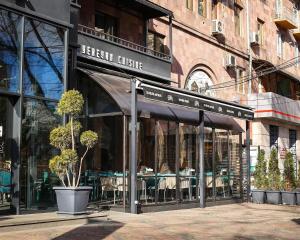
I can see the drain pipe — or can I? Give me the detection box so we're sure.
[247,0,252,95]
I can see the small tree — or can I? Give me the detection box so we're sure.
[49,90,98,187]
[283,151,296,191]
[268,147,281,190]
[253,149,267,189]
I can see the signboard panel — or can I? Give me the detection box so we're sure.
[78,33,171,80]
[142,84,254,120]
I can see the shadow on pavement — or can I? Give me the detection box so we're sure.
[52,218,124,240]
[234,234,292,240]
[291,218,300,225]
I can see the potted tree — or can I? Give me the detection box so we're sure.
[265,148,282,204]
[49,90,98,214]
[281,151,296,205]
[252,149,267,203]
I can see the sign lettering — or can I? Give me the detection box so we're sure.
[80,44,143,71]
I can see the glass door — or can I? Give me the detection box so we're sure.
[0,96,13,213]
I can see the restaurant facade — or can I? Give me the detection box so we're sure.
[0,0,253,215]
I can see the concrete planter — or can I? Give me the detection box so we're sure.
[266,191,281,204]
[281,191,296,205]
[53,186,92,214]
[296,192,300,205]
[252,189,265,204]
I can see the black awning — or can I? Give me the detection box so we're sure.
[78,68,244,132]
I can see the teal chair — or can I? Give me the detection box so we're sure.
[0,171,11,204]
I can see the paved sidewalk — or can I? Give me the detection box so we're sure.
[0,203,299,240]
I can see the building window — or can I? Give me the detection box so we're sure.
[95,12,118,36]
[270,125,279,149]
[185,70,215,96]
[289,129,297,176]
[277,32,283,58]
[211,0,218,19]
[186,0,193,10]
[147,31,165,54]
[198,0,207,17]
[236,68,244,93]
[0,9,22,93]
[257,19,264,45]
[234,4,243,36]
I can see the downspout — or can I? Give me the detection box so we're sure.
[247,0,252,95]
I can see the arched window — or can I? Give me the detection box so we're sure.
[185,70,215,97]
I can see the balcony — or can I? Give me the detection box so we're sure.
[273,7,297,29]
[248,92,300,125]
[77,25,172,80]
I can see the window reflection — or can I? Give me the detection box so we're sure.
[23,19,64,100]
[0,10,21,92]
[21,99,61,209]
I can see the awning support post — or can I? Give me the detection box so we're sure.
[199,110,205,208]
[130,78,138,214]
[246,120,251,202]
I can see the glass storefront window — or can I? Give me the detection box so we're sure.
[204,127,213,199]
[157,120,176,203]
[137,119,155,205]
[0,10,21,92]
[23,19,64,100]
[215,129,229,200]
[179,123,198,202]
[21,99,61,209]
[229,131,241,198]
[82,116,124,206]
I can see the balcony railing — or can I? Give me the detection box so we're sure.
[78,25,171,61]
[273,7,298,29]
[248,92,300,124]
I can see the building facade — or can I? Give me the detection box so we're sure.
[2,0,299,215]
[149,0,300,175]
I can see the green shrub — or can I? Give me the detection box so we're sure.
[283,151,296,190]
[253,149,267,189]
[268,148,281,190]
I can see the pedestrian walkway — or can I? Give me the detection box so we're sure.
[0,203,299,239]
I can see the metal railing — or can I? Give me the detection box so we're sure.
[274,6,297,26]
[78,25,171,61]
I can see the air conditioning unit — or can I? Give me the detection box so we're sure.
[212,20,224,35]
[225,54,236,68]
[250,32,260,45]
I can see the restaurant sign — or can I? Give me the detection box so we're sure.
[142,84,254,120]
[77,33,171,80]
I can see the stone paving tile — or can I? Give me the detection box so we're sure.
[0,203,299,240]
